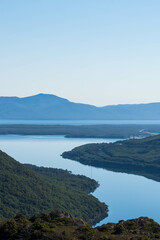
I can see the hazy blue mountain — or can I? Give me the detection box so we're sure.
[0,93,160,120]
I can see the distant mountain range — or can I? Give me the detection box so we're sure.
[0,93,160,120]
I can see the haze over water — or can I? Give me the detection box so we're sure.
[1,120,160,125]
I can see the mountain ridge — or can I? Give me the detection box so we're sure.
[0,93,160,120]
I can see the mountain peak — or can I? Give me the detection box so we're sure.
[23,93,69,101]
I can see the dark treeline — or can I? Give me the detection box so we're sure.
[0,124,160,138]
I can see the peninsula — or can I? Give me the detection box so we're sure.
[62,134,160,182]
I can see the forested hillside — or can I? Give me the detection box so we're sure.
[0,150,107,225]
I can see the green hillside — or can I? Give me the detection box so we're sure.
[62,134,160,182]
[0,150,107,225]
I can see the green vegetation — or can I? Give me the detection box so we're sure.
[62,134,160,182]
[25,164,99,194]
[1,124,160,138]
[0,210,159,240]
[0,150,108,225]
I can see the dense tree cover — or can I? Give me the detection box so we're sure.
[0,210,160,240]
[0,150,107,225]
[0,124,160,138]
[25,164,98,194]
[62,134,160,182]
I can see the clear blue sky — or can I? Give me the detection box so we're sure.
[0,0,160,106]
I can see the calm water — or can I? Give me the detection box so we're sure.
[1,119,160,125]
[0,135,160,226]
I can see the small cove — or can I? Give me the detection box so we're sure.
[0,135,160,225]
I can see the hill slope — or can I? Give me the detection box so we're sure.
[0,150,108,225]
[62,134,160,182]
[0,93,160,119]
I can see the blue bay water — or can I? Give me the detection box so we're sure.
[0,135,160,226]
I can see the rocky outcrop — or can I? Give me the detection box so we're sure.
[0,211,160,240]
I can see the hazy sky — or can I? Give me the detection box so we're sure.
[0,0,160,106]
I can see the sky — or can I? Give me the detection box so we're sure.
[0,0,160,106]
